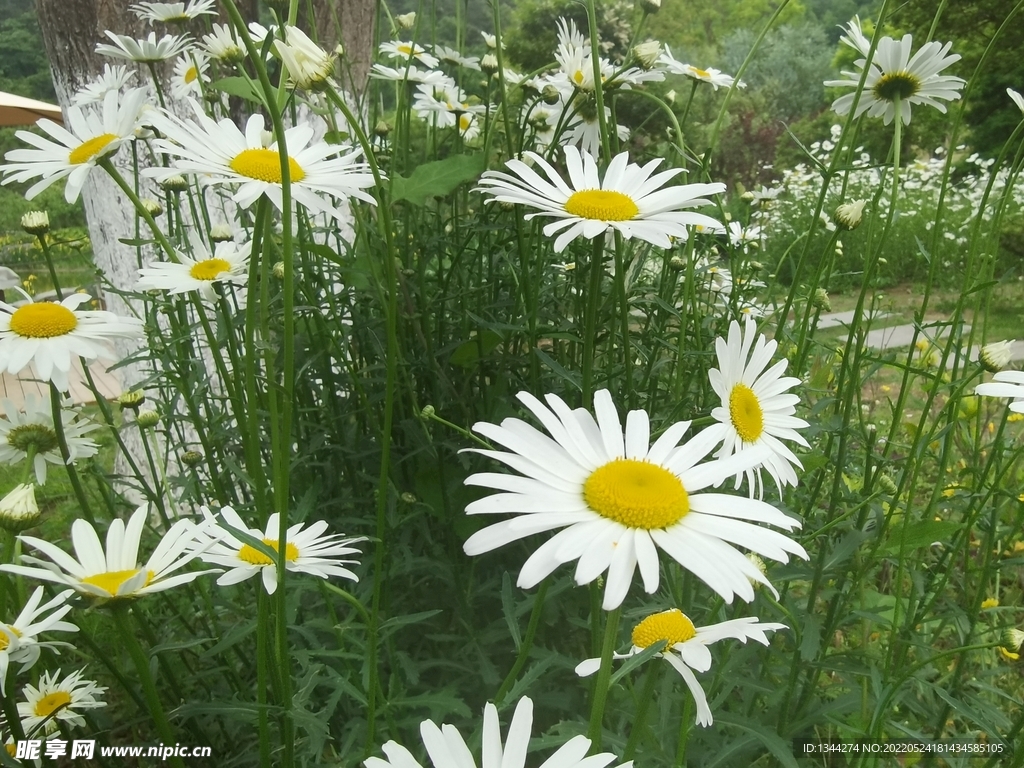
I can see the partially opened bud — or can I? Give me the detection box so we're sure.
[0,483,40,532]
[835,200,866,230]
[979,340,1015,373]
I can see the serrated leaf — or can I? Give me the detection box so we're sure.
[392,154,487,206]
[534,348,582,390]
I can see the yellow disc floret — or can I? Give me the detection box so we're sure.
[189,258,231,281]
[0,625,22,651]
[81,568,152,596]
[33,690,72,718]
[564,189,639,222]
[632,608,697,648]
[9,303,78,339]
[68,133,118,165]
[229,148,306,184]
[873,71,921,102]
[184,66,199,84]
[583,459,689,529]
[729,383,764,443]
[238,539,300,566]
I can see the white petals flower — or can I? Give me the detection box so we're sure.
[202,23,245,63]
[979,341,1016,373]
[0,395,99,486]
[433,45,481,70]
[1,587,78,695]
[975,371,1024,414]
[575,609,786,727]
[477,146,726,253]
[194,505,365,594]
[462,389,807,610]
[0,483,40,533]
[130,0,216,22]
[703,318,809,496]
[0,504,215,600]
[137,233,251,302]
[0,88,146,203]
[72,64,137,107]
[95,31,192,63]
[1009,88,1024,114]
[379,40,439,69]
[370,64,453,86]
[835,199,866,229]
[413,82,484,129]
[0,289,144,393]
[825,18,965,125]
[365,696,630,768]
[275,26,336,91]
[171,52,210,100]
[18,669,106,737]
[146,103,378,220]
[660,47,742,89]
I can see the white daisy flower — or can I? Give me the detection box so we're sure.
[476,145,726,253]
[379,40,439,69]
[825,19,964,125]
[660,48,742,90]
[365,695,629,768]
[0,88,146,203]
[0,483,40,533]
[71,64,136,107]
[975,371,1024,414]
[462,390,807,610]
[575,608,786,727]
[0,394,99,486]
[370,63,453,86]
[0,289,144,393]
[1,587,78,696]
[193,506,364,594]
[130,0,216,22]
[1009,87,1024,114]
[741,184,782,207]
[457,113,481,142]
[202,23,245,63]
[95,31,192,63]
[413,82,484,128]
[136,232,251,302]
[171,51,210,100]
[275,26,336,91]
[433,45,481,70]
[146,103,377,221]
[703,318,809,497]
[481,31,504,50]
[18,668,105,737]
[0,504,215,600]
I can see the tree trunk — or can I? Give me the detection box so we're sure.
[311,0,376,95]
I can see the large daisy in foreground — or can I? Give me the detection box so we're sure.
[825,18,964,125]
[146,103,377,220]
[365,695,629,768]
[703,318,809,497]
[975,371,1024,414]
[0,289,144,393]
[575,609,786,726]
[462,390,807,610]
[476,146,725,253]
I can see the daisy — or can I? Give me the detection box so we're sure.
[130,0,216,22]
[171,51,210,100]
[660,48,742,90]
[741,184,782,207]
[433,45,481,70]
[413,82,484,128]
[0,504,215,600]
[136,232,251,302]
[575,608,786,727]
[1,587,78,696]
[71,64,136,107]
[18,668,106,737]
[476,145,726,253]
[0,394,99,486]
[975,371,1024,414]
[193,505,365,594]
[365,695,629,768]
[145,102,377,220]
[0,88,146,203]
[274,26,336,91]
[379,40,439,69]
[825,18,964,125]
[95,31,192,63]
[370,64,453,86]
[1010,88,1024,114]
[202,23,245,64]
[0,289,144,393]
[0,483,39,532]
[462,390,807,610]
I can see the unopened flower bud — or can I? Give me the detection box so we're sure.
[140,198,163,217]
[979,340,1015,373]
[480,53,499,75]
[136,409,161,428]
[746,553,767,588]
[180,450,204,467]
[21,211,49,236]
[209,224,235,243]
[396,12,416,30]
[374,120,393,138]
[116,389,146,411]
[1004,628,1024,653]
[835,199,866,230]
[669,256,686,271]
[541,84,561,104]
[0,483,40,532]
[958,395,979,419]
[420,405,435,419]
[272,261,285,279]
[400,491,417,503]
[877,473,898,495]
[665,89,676,104]
[812,287,831,312]
[334,43,345,57]
[640,0,661,13]
[632,40,662,70]
[160,174,189,193]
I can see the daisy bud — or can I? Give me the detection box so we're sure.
[877,473,898,495]
[640,0,661,13]
[116,389,147,411]
[480,53,499,75]
[669,256,686,271]
[746,553,767,588]
[0,483,40,533]
[136,409,161,428]
[835,199,866,230]
[481,32,501,50]
[276,26,336,91]
[272,261,285,279]
[958,395,979,419]
[374,119,393,138]
[140,198,163,218]
[395,12,416,30]
[979,340,1015,372]
[542,84,562,104]
[632,40,662,70]
[812,287,831,312]
[335,43,345,57]
[1003,628,1024,653]
[749,261,764,270]
[665,89,677,104]
[400,492,417,503]
[181,450,204,467]
[21,211,50,236]
[420,405,435,419]
[209,224,235,243]
[160,174,189,193]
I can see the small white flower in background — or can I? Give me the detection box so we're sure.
[0,395,99,485]
[481,31,504,50]
[413,82,484,129]
[633,40,663,70]
[1008,88,1024,114]
[0,483,40,533]
[835,199,866,230]
[171,51,210,100]
[0,587,78,695]
[975,370,1024,413]
[433,45,480,70]
[136,232,251,302]
[979,340,1016,373]
[660,47,741,90]
[95,31,192,63]
[741,184,782,206]
[480,53,500,75]
[202,23,245,64]
[370,63,453,86]
[20,211,49,236]
[72,64,137,106]
[192,505,365,594]
[365,695,630,768]
[275,26,336,91]
[395,11,416,30]
[18,668,106,737]
[640,0,661,12]
[130,0,216,22]
[825,17,964,125]
[209,223,235,242]
[379,40,439,69]
[575,609,786,727]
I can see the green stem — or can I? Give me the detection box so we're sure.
[494,580,549,705]
[623,660,660,760]
[49,385,97,526]
[581,235,606,406]
[586,607,621,748]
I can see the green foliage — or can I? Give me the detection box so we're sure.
[505,0,635,72]
[0,0,53,100]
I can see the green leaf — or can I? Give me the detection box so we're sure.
[799,615,821,661]
[884,520,961,552]
[450,329,503,368]
[713,712,801,768]
[392,154,487,206]
[534,348,582,390]
[211,76,264,104]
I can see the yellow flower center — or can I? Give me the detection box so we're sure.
[9,302,78,339]
[691,67,711,79]
[80,568,153,596]
[583,458,689,529]
[237,539,300,566]
[229,148,306,184]
[564,189,639,222]
[189,257,231,281]
[184,65,199,84]
[729,383,764,443]
[459,114,473,131]
[0,625,23,651]
[632,609,697,648]
[68,133,118,165]
[873,71,921,102]
[398,43,414,55]
[33,691,72,718]
[573,69,586,85]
